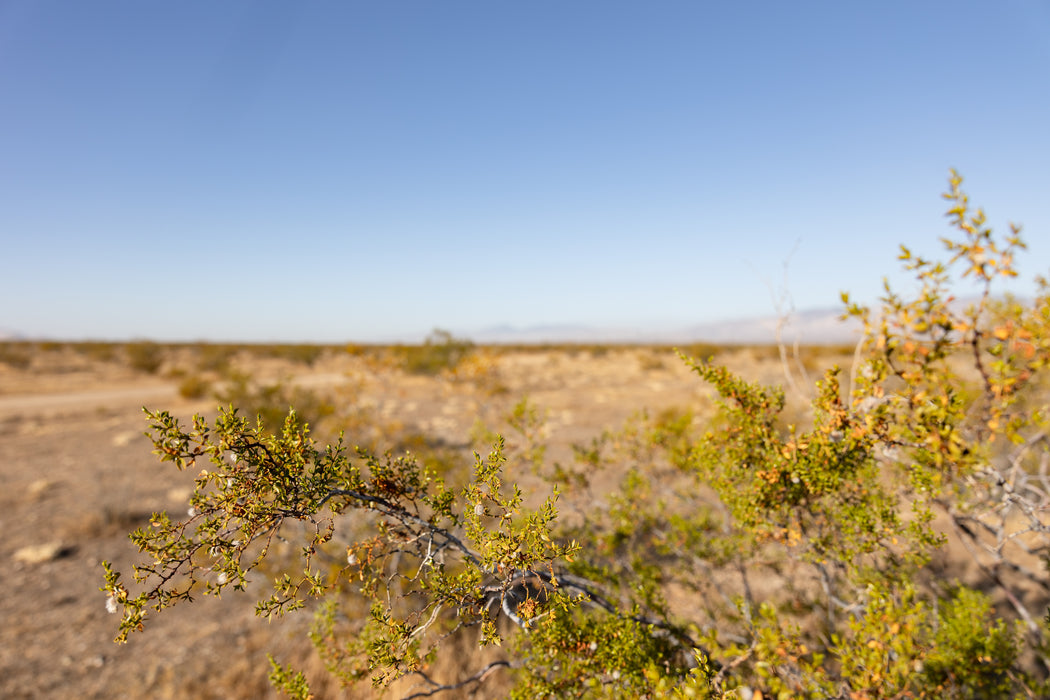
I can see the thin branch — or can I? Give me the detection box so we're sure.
[943,508,1040,633]
[318,488,480,566]
[402,660,514,699]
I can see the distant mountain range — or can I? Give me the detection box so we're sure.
[7,295,1021,346]
[465,293,1028,346]
[0,309,865,346]
[466,307,863,346]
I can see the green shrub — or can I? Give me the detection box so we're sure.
[679,342,726,361]
[638,349,667,371]
[195,343,238,372]
[125,341,163,374]
[255,344,326,366]
[0,342,31,369]
[397,329,473,375]
[178,373,211,399]
[922,587,1024,698]
[75,341,117,362]
[105,173,1050,698]
[215,371,334,434]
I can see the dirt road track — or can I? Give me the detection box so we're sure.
[0,383,178,418]
[0,370,359,421]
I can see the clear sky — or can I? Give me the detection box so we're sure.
[1,2,1048,343]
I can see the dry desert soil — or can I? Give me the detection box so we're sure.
[0,341,846,699]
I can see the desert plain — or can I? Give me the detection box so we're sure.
[0,340,852,698]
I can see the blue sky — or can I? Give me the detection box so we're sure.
[1,2,1048,343]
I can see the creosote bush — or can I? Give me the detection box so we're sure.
[125,340,164,374]
[178,373,212,399]
[0,342,32,369]
[396,329,474,376]
[215,371,335,435]
[105,173,1050,698]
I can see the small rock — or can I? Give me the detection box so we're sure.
[167,487,192,503]
[26,478,53,498]
[13,542,72,564]
[112,431,137,447]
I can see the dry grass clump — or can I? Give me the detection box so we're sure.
[124,341,165,374]
[75,341,120,362]
[0,341,32,369]
[178,373,212,399]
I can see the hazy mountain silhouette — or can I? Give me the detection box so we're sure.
[467,307,862,345]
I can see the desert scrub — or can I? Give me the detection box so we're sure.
[194,343,239,372]
[451,349,508,395]
[0,342,32,369]
[125,340,164,374]
[74,341,118,362]
[216,371,335,434]
[679,341,728,361]
[178,373,211,399]
[396,329,474,376]
[254,343,327,366]
[105,174,1050,698]
[637,348,668,371]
